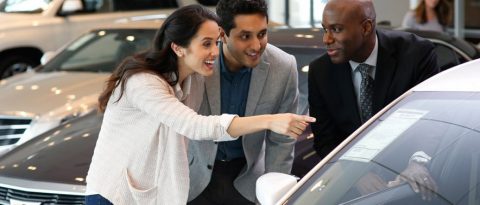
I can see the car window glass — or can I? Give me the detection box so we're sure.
[41,29,155,73]
[0,0,53,13]
[61,33,121,71]
[288,91,480,205]
[83,0,111,12]
[66,33,96,51]
[60,0,112,14]
[112,0,177,11]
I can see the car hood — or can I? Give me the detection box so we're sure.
[0,71,109,117]
[0,112,101,192]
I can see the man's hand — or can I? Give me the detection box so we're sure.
[388,161,437,201]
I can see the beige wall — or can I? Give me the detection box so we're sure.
[372,0,410,27]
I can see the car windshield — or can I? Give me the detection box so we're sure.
[0,0,52,13]
[288,91,480,205]
[40,29,155,73]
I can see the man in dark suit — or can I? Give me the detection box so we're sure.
[309,0,439,158]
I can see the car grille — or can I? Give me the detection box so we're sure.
[0,186,85,204]
[0,116,32,146]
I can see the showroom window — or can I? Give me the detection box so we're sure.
[0,0,52,13]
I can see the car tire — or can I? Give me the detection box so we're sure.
[0,55,39,79]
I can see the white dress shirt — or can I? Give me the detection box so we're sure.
[349,34,379,110]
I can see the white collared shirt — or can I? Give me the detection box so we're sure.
[349,34,379,109]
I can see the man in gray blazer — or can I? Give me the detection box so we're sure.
[187,0,298,204]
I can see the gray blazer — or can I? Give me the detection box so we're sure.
[187,44,299,202]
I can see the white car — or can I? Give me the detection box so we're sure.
[257,58,480,205]
[0,0,214,78]
[0,19,162,154]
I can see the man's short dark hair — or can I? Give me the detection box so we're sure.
[216,0,268,36]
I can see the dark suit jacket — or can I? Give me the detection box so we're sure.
[308,29,439,158]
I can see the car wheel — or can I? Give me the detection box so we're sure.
[0,55,39,79]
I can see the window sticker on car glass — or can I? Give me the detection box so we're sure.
[340,109,428,162]
[66,33,96,51]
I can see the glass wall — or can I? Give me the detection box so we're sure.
[268,0,409,28]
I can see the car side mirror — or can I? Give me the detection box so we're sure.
[41,51,56,65]
[256,172,298,205]
[59,0,84,16]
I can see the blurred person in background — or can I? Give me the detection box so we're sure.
[402,0,452,32]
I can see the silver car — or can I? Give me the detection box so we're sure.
[257,58,480,205]
[0,20,161,155]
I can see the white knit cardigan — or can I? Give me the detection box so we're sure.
[86,73,236,205]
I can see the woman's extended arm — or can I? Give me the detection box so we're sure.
[228,114,316,139]
[125,73,314,140]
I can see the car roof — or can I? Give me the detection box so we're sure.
[413,58,480,92]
